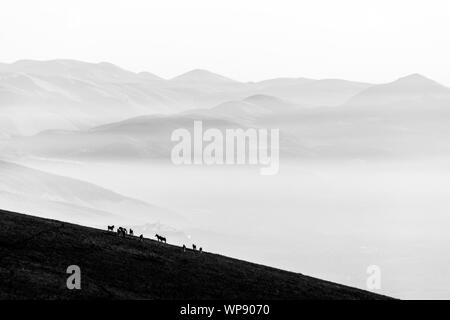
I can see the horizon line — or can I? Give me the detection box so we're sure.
[0,58,445,87]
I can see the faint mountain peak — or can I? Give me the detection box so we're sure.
[95,61,132,72]
[171,69,238,83]
[397,73,429,80]
[391,73,447,89]
[344,73,450,107]
[0,59,160,85]
[97,61,119,68]
[2,59,126,75]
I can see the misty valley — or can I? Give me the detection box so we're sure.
[1,60,450,299]
[7,158,450,300]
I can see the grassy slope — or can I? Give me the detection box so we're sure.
[0,209,390,300]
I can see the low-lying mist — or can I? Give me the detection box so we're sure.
[16,157,450,299]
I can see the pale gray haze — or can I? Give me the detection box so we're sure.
[1,0,450,300]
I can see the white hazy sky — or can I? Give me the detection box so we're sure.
[1,0,449,84]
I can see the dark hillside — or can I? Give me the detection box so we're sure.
[0,209,391,299]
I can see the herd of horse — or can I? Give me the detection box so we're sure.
[107,225,203,253]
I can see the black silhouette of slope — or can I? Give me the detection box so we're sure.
[0,209,391,300]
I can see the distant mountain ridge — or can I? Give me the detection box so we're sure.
[345,73,450,107]
[2,59,450,161]
[0,59,377,136]
[170,68,238,84]
[0,59,155,83]
[186,94,300,122]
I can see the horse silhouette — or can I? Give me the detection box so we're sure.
[155,234,166,243]
[107,225,114,231]
[117,227,126,237]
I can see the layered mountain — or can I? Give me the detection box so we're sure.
[186,94,301,122]
[0,59,163,83]
[344,74,450,108]
[0,60,178,136]
[170,68,238,85]
[253,79,372,106]
[0,114,246,160]
[3,62,450,161]
[0,60,378,137]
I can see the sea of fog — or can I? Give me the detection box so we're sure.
[17,157,450,299]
